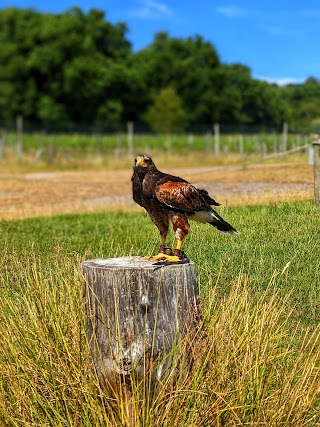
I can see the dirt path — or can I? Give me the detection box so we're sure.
[0,162,314,220]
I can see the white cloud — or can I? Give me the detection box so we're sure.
[254,75,304,86]
[216,5,246,18]
[132,0,172,19]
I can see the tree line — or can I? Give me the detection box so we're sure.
[0,7,319,133]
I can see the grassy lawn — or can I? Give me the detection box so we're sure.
[0,200,319,424]
[1,201,319,325]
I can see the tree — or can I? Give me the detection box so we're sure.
[95,99,123,130]
[282,77,320,130]
[145,87,186,133]
[38,96,67,123]
[0,7,131,127]
[0,7,318,131]
[131,32,221,127]
[206,64,252,125]
[240,79,291,128]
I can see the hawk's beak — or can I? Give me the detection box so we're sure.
[135,156,146,169]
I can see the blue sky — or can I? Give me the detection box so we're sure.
[1,0,319,85]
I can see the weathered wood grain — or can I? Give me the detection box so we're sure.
[82,256,199,389]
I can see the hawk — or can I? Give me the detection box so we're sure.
[132,155,239,263]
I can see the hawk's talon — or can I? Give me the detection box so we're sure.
[154,255,190,265]
[143,251,189,264]
[143,253,167,261]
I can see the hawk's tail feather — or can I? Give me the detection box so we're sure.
[208,219,239,235]
[208,211,240,235]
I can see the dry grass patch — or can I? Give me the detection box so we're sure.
[0,158,314,220]
[185,162,313,184]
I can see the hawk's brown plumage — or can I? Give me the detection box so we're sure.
[132,155,239,262]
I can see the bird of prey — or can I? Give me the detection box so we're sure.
[132,155,239,263]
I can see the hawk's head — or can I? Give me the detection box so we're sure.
[134,155,155,173]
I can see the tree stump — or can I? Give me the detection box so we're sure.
[82,256,200,391]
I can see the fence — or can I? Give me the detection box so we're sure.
[0,119,312,164]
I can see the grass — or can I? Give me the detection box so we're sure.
[0,201,319,324]
[2,131,310,153]
[0,200,320,425]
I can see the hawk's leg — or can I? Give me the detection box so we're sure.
[143,212,173,260]
[150,214,190,263]
[159,214,190,262]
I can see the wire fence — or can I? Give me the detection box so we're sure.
[0,118,312,164]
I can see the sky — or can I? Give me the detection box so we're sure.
[1,0,319,86]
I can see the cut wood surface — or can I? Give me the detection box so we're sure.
[82,256,199,388]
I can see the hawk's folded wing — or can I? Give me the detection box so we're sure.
[155,181,205,213]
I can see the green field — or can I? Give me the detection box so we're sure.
[1,202,319,325]
[2,131,310,157]
[0,200,320,425]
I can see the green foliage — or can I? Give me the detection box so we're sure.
[96,99,123,130]
[0,8,319,131]
[145,87,186,133]
[132,32,221,127]
[281,76,320,131]
[240,80,289,127]
[37,95,67,123]
[0,7,131,129]
[310,117,320,133]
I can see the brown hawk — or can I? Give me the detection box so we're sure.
[132,155,239,263]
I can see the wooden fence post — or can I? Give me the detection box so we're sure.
[213,123,220,156]
[312,135,320,204]
[239,134,244,155]
[188,133,194,151]
[82,257,200,395]
[34,131,45,162]
[127,121,134,158]
[16,115,23,160]
[281,121,288,152]
[0,129,5,160]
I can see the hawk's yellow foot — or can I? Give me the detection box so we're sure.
[142,244,173,260]
[158,254,182,263]
[143,253,168,261]
[143,247,189,264]
[143,253,181,262]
